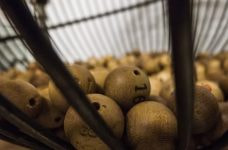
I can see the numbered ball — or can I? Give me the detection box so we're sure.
[104,66,150,110]
[64,94,124,150]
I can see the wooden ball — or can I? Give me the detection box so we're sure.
[64,94,124,150]
[126,101,177,150]
[169,86,220,134]
[104,66,150,110]
[0,79,44,118]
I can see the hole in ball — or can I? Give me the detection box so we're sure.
[54,117,62,123]
[92,102,100,111]
[133,70,140,75]
[29,98,36,107]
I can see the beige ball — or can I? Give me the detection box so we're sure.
[104,66,150,110]
[64,94,124,150]
[126,101,177,150]
[196,80,224,103]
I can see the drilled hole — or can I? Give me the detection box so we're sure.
[133,70,140,75]
[54,117,62,123]
[92,102,100,111]
[29,98,36,107]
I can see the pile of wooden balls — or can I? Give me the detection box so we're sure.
[0,51,228,150]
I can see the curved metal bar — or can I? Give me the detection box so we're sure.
[0,123,50,150]
[0,1,126,149]
[168,0,194,150]
[0,94,74,150]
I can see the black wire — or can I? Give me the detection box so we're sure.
[0,123,51,150]
[0,94,74,150]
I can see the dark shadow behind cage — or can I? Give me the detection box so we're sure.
[0,0,227,150]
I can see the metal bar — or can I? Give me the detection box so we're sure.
[0,0,159,43]
[0,122,50,150]
[0,94,73,150]
[0,1,126,149]
[168,0,194,150]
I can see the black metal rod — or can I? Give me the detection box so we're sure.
[0,1,126,149]
[168,0,194,150]
[0,123,51,150]
[0,94,73,150]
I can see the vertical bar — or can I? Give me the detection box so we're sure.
[168,0,194,150]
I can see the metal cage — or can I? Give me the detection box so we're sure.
[0,0,227,150]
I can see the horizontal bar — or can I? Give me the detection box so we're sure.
[0,0,126,150]
[0,0,159,42]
